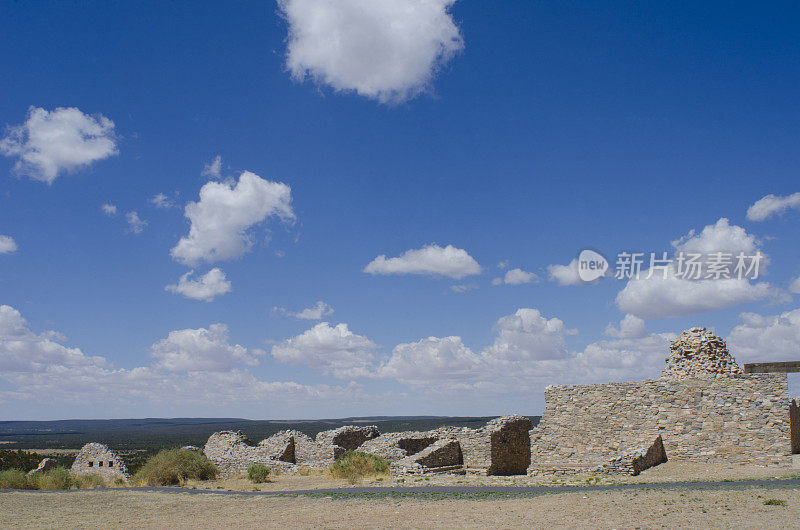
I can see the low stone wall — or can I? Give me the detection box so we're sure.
[529,374,791,474]
[316,425,379,451]
[70,443,129,482]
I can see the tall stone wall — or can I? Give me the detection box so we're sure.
[529,374,791,474]
[790,398,800,455]
[70,443,129,482]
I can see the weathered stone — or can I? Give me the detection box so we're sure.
[591,435,668,476]
[181,445,201,452]
[70,443,129,482]
[663,327,741,379]
[27,457,58,476]
[392,439,463,473]
[790,397,800,455]
[315,425,380,451]
[203,430,297,477]
[360,432,439,462]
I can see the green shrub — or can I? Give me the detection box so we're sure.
[329,451,389,483]
[764,499,787,506]
[247,463,272,483]
[133,448,218,486]
[0,450,42,472]
[0,469,33,489]
[74,473,107,489]
[33,467,73,490]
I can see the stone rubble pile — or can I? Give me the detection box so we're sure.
[662,327,742,379]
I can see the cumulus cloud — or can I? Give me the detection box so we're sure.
[273,301,334,320]
[364,244,480,279]
[746,192,800,221]
[493,268,538,286]
[271,322,378,378]
[728,308,800,363]
[101,203,117,216]
[0,106,117,183]
[547,259,582,286]
[202,155,223,179]
[451,283,477,293]
[604,314,647,339]
[484,309,576,362]
[150,193,175,209]
[379,336,483,386]
[278,0,463,103]
[125,211,147,234]
[791,276,800,294]
[0,305,109,373]
[165,268,232,302]
[0,235,17,255]
[170,171,294,266]
[150,323,262,372]
[615,218,779,319]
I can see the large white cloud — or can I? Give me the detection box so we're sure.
[547,259,582,286]
[271,322,378,378]
[0,305,109,373]
[150,323,262,372]
[0,235,17,255]
[0,107,117,183]
[165,268,232,302]
[746,192,800,221]
[364,244,480,279]
[379,336,483,386]
[484,309,575,362]
[170,171,295,265]
[728,308,800,363]
[278,0,463,103]
[603,314,647,339]
[615,218,779,319]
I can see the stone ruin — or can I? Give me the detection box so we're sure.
[70,442,129,482]
[204,415,534,477]
[662,327,741,378]
[27,457,58,476]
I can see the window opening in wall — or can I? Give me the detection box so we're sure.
[88,461,93,467]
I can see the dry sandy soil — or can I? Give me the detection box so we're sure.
[2,486,800,528]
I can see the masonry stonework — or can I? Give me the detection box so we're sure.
[70,443,129,482]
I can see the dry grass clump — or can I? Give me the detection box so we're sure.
[133,448,217,486]
[0,467,96,490]
[74,473,108,489]
[329,451,390,484]
[0,469,32,489]
[31,467,74,490]
[247,464,271,483]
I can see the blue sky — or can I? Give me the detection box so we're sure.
[1,1,800,420]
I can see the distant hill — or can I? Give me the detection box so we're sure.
[0,416,541,452]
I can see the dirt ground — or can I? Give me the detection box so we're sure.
[3,486,800,528]
[183,460,799,492]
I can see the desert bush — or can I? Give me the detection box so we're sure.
[0,450,41,472]
[329,451,389,483]
[133,448,218,486]
[0,469,33,489]
[32,467,74,490]
[74,473,107,489]
[247,463,271,483]
[764,499,787,506]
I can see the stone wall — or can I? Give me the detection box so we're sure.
[529,374,791,474]
[791,398,800,455]
[70,443,129,482]
[316,425,379,451]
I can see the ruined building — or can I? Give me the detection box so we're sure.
[70,442,130,482]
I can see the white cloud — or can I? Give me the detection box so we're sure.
[0,106,117,183]
[671,217,760,257]
[273,301,334,320]
[728,308,800,363]
[278,0,463,103]
[616,271,778,319]
[150,193,175,209]
[0,305,109,373]
[0,235,17,254]
[125,211,147,234]
[364,244,480,279]
[202,155,223,179]
[493,268,538,286]
[451,283,477,293]
[616,218,778,319]
[150,323,262,372]
[484,309,576,362]
[547,259,582,286]
[379,336,483,386]
[790,276,800,294]
[170,171,294,266]
[165,268,232,302]
[271,322,378,378]
[604,314,647,339]
[746,192,800,221]
[101,203,117,216]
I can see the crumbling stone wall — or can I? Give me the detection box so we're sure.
[391,439,463,474]
[359,432,438,461]
[315,425,379,451]
[663,327,741,378]
[590,435,668,476]
[529,374,790,474]
[790,398,800,455]
[71,443,129,482]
